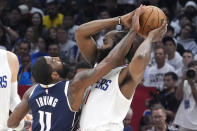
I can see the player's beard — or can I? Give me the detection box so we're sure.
[57,61,69,79]
[96,47,113,63]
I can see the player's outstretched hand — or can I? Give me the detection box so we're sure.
[131,5,145,31]
[121,5,145,29]
[148,21,167,42]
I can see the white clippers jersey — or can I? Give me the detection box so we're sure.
[0,50,12,130]
[80,67,134,131]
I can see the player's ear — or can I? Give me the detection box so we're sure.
[51,71,60,80]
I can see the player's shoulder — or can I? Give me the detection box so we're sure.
[6,50,18,60]
[24,84,38,99]
[6,51,19,66]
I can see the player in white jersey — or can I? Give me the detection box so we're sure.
[75,5,167,131]
[0,49,24,130]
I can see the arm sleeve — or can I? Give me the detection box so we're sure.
[10,81,21,111]
[10,81,25,130]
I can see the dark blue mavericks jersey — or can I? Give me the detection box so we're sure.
[29,81,76,131]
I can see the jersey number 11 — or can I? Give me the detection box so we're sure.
[38,111,52,131]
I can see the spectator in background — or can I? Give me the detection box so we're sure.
[184,1,197,30]
[158,72,180,124]
[123,108,133,131]
[176,23,197,54]
[18,40,31,57]
[139,115,153,131]
[18,54,32,86]
[6,7,27,37]
[62,12,78,42]
[0,0,7,23]
[160,6,171,22]
[43,1,64,29]
[31,12,47,38]
[143,46,174,90]
[23,26,39,54]
[18,40,32,87]
[0,20,19,50]
[31,36,48,65]
[46,27,57,44]
[18,4,32,29]
[151,104,172,131]
[20,0,44,17]
[174,60,197,131]
[47,43,60,57]
[96,8,113,48]
[165,25,175,37]
[147,40,164,67]
[57,26,78,63]
[162,36,182,70]
[176,50,194,81]
[170,14,191,36]
[17,40,31,66]
[0,26,11,50]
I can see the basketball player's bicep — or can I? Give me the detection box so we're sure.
[7,51,19,82]
[128,61,145,83]
[75,30,97,64]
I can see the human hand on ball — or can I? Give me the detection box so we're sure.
[121,5,145,29]
[131,5,145,32]
[148,21,167,42]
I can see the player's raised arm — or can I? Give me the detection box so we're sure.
[69,6,144,111]
[75,10,135,65]
[128,22,167,84]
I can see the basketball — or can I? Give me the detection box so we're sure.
[138,6,167,37]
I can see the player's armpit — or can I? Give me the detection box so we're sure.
[118,68,138,99]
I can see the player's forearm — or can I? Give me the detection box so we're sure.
[106,29,136,66]
[131,37,152,65]
[7,120,20,128]
[10,82,21,111]
[128,36,152,82]
[76,17,119,37]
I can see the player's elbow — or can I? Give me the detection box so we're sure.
[7,119,18,128]
[135,53,147,60]
[75,26,83,39]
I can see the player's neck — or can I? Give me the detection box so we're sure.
[51,78,64,84]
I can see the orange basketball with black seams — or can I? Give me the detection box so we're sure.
[138,6,167,37]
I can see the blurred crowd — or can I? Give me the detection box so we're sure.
[0,0,197,131]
